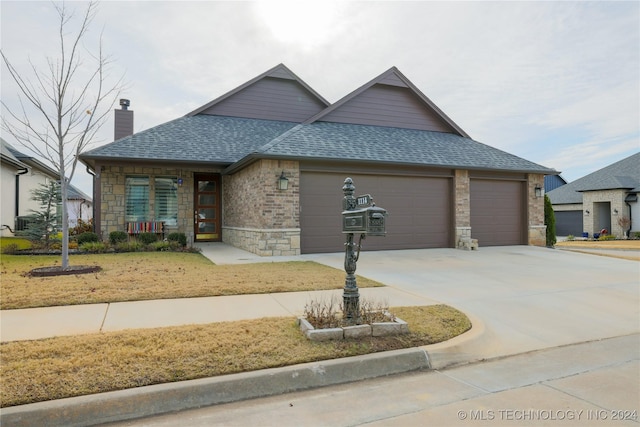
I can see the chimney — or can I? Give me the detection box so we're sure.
[114,99,134,141]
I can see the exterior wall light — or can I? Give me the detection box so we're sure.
[534,186,543,198]
[613,208,618,215]
[277,171,289,190]
[585,210,590,215]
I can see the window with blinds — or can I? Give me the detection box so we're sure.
[125,176,149,222]
[154,177,178,226]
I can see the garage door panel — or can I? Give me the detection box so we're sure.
[470,179,524,246]
[301,172,452,253]
[555,211,583,236]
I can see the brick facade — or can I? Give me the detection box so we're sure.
[222,159,301,255]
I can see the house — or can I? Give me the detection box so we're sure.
[79,64,557,255]
[0,138,93,237]
[547,152,640,238]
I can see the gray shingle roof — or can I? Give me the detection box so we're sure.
[81,116,298,164]
[81,115,557,174]
[258,121,555,173]
[547,152,640,204]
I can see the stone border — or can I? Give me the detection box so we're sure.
[298,316,409,341]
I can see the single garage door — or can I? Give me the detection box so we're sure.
[470,179,525,246]
[300,172,452,253]
[555,210,583,236]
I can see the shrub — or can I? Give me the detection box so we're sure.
[70,218,93,236]
[137,232,158,245]
[167,232,187,247]
[303,296,396,328]
[544,195,556,247]
[598,234,616,241]
[109,231,128,245]
[80,242,108,253]
[634,232,640,239]
[1,243,20,254]
[77,232,100,245]
[114,241,145,252]
[150,241,171,251]
[566,235,575,241]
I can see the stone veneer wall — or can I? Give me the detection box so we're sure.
[99,165,218,243]
[454,170,471,245]
[527,174,546,246]
[222,159,301,256]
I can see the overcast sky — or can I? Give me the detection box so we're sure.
[2,1,639,196]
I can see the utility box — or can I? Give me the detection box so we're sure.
[342,204,387,236]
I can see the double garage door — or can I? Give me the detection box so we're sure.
[300,172,452,254]
[300,172,527,253]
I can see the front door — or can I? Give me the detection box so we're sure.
[194,174,221,242]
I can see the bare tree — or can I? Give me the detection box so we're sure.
[1,1,125,269]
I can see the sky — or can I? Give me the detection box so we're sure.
[1,0,639,197]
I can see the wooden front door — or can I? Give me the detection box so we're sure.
[194,174,221,242]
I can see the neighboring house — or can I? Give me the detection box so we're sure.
[0,138,93,236]
[547,152,639,238]
[1,138,29,237]
[67,185,93,228]
[80,64,557,255]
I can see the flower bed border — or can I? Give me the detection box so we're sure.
[298,316,409,341]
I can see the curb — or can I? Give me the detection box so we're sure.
[0,347,430,427]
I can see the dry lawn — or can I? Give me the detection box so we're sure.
[0,305,471,407]
[0,253,383,310]
[556,239,640,261]
[556,240,640,250]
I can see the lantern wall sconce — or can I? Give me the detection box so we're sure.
[613,208,619,215]
[534,186,543,198]
[277,171,289,190]
[585,210,590,215]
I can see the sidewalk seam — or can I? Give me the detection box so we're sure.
[99,303,110,332]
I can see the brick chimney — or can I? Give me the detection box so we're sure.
[114,99,134,141]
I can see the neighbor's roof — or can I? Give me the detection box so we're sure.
[1,138,28,170]
[547,152,640,204]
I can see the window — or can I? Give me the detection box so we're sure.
[154,177,178,226]
[125,176,149,222]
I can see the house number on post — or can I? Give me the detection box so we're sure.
[341,177,388,324]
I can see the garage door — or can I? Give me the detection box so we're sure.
[300,172,452,253]
[555,210,583,236]
[470,179,525,246]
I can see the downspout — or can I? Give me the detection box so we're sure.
[15,167,29,221]
[624,193,636,237]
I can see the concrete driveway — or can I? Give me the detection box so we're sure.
[302,246,640,362]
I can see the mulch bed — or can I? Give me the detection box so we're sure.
[27,265,102,277]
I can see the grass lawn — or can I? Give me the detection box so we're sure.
[0,252,383,309]
[555,239,640,261]
[0,242,470,408]
[0,305,470,407]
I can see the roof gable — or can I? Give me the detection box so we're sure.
[186,64,329,123]
[305,67,469,137]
